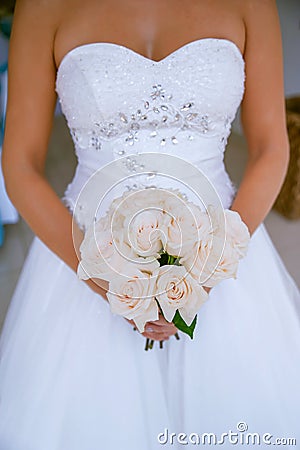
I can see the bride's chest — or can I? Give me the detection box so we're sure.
[55,39,245,138]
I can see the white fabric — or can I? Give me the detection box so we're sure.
[0,38,300,450]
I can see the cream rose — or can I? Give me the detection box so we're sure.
[182,236,240,287]
[223,209,250,258]
[164,197,213,258]
[77,217,159,281]
[181,205,250,287]
[206,205,250,260]
[123,209,168,257]
[109,187,165,221]
[107,269,159,332]
[77,216,115,280]
[154,265,208,325]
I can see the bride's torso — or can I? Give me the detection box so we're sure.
[53,1,246,229]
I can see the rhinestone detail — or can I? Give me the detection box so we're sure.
[57,39,245,154]
[69,81,232,150]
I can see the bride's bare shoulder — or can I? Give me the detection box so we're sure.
[9,0,68,72]
[239,0,288,158]
[242,0,277,10]
[13,0,63,22]
[11,0,65,43]
[241,0,279,30]
[243,0,281,54]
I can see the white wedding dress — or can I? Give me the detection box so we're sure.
[0,38,300,450]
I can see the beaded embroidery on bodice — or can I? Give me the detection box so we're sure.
[55,38,245,226]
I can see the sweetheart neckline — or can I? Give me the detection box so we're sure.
[56,37,245,76]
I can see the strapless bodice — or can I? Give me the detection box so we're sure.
[55,38,245,228]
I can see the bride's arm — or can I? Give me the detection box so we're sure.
[230,0,289,236]
[2,0,177,341]
[1,0,108,299]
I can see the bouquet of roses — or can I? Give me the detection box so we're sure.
[77,187,250,350]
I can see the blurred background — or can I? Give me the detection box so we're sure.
[0,0,300,332]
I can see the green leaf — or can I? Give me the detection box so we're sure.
[168,254,181,265]
[172,310,197,339]
[158,252,181,266]
[159,252,169,266]
[167,254,176,265]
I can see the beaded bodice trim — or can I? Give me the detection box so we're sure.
[55,38,245,155]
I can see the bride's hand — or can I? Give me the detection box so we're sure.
[124,286,212,340]
[125,312,178,341]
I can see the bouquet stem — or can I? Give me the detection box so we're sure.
[144,332,180,350]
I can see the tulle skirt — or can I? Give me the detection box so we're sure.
[0,222,300,450]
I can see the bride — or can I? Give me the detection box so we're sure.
[1,0,300,449]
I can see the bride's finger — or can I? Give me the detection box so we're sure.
[145,323,177,335]
[146,319,177,330]
[125,317,177,336]
[148,316,171,326]
[142,331,170,341]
